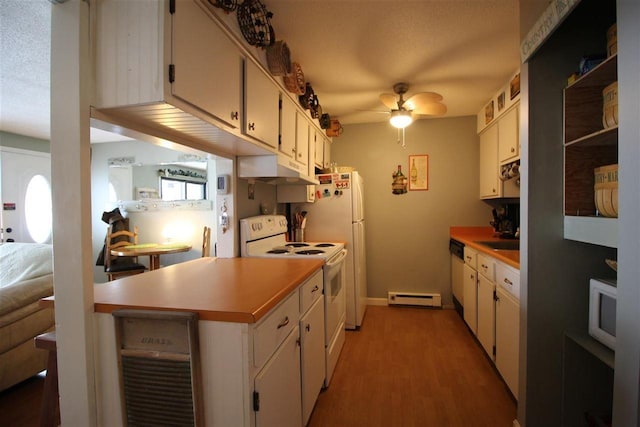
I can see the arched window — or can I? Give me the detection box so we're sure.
[24,174,52,243]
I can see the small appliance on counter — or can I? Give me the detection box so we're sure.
[490,203,520,239]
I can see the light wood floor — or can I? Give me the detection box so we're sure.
[308,306,517,427]
[0,307,516,427]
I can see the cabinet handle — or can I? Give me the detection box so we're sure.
[277,316,289,329]
[230,111,239,120]
[311,285,319,293]
[510,147,515,153]
[248,122,255,131]
[306,324,311,332]
[481,264,488,269]
[504,278,513,286]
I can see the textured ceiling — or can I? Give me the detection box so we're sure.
[0,0,530,143]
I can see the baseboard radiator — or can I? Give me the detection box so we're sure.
[387,292,442,308]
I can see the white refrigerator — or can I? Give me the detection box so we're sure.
[298,171,367,329]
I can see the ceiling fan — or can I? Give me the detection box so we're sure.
[379,83,447,129]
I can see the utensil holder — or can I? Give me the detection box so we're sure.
[294,228,305,242]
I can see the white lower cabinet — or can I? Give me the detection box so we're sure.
[463,263,478,334]
[254,326,302,427]
[496,287,520,399]
[477,274,496,360]
[468,253,520,400]
[300,296,326,425]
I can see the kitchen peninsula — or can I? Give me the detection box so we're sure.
[72,257,324,426]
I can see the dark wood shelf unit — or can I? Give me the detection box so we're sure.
[564,54,618,221]
[565,54,618,143]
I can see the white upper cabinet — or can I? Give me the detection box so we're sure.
[295,111,310,169]
[314,130,324,169]
[323,137,331,170]
[498,105,520,164]
[479,123,499,198]
[281,97,310,170]
[172,0,241,128]
[280,95,297,159]
[244,60,280,148]
[93,0,274,157]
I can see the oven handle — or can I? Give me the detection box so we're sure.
[325,249,348,269]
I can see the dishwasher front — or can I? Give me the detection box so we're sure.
[449,238,465,316]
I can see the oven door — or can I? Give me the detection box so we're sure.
[324,249,347,341]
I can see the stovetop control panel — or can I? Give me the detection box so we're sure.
[240,215,288,241]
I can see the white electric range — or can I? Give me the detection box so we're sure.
[240,215,347,387]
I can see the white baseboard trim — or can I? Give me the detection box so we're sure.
[366,298,455,309]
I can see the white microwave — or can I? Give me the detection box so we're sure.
[588,278,617,350]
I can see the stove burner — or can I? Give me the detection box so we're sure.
[296,249,325,255]
[286,243,310,248]
[267,249,291,254]
[314,243,335,247]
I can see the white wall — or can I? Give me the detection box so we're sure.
[331,116,493,305]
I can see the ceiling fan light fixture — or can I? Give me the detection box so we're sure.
[389,110,413,129]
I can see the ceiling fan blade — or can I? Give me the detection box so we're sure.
[413,103,448,116]
[379,93,399,110]
[404,92,444,111]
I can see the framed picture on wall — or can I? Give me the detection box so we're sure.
[485,100,494,124]
[408,155,428,191]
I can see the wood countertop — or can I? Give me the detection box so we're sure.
[450,226,520,269]
[90,257,324,323]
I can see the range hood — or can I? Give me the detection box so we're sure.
[238,155,319,185]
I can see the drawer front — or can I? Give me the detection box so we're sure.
[496,262,520,300]
[254,290,300,369]
[477,254,495,282]
[299,270,324,315]
[464,247,477,269]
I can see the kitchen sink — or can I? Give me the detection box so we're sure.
[475,240,520,251]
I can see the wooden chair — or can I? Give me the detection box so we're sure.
[201,226,211,257]
[105,225,146,281]
[34,331,59,427]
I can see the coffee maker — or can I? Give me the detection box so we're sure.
[491,204,520,238]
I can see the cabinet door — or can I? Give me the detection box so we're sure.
[479,123,499,198]
[172,0,241,128]
[295,112,310,168]
[463,264,478,334]
[496,287,520,399]
[245,60,280,148]
[254,327,302,427]
[498,105,519,163]
[477,275,496,360]
[314,130,324,169]
[323,138,331,169]
[280,96,297,159]
[300,297,326,426]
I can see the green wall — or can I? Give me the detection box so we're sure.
[0,131,50,152]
